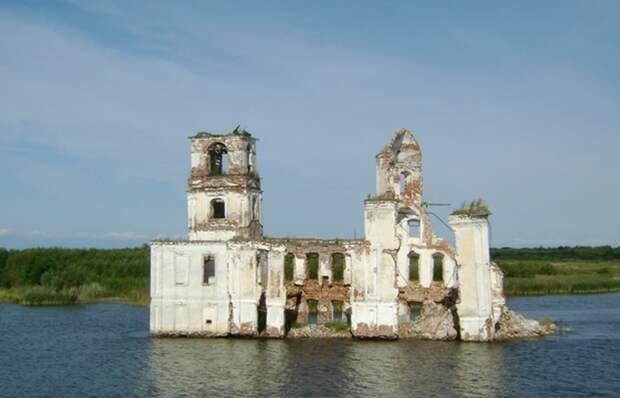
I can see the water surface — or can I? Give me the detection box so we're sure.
[1,293,619,397]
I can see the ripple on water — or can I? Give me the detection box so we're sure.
[1,293,619,397]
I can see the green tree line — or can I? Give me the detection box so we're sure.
[491,246,620,261]
[0,245,618,305]
[0,246,149,305]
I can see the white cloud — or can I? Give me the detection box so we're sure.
[0,228,9,236]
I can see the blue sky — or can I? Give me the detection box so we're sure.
[1,0,619,248]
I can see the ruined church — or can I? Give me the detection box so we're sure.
[150,128,532,341]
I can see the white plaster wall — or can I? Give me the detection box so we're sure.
[443,255,458,288]
[364,201,398,249]
[151,241,265,336]
[266,249,286,335]
[319,254,332,283]
[293,255,305,286]
[343,254,353,286]
[150,242,230,335]
[350,302,398,336]
[188,191,248,226]
[449,215,495,341]
[417,250,434,288]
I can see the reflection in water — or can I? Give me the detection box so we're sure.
[2,293,620,397]
[146,338,508,397]
[454,343,506,398]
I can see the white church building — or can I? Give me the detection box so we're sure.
[150,127,505,341]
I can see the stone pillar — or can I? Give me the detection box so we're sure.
[318,300,333,324]
[319,254,331,285]
[293,254,305,286]
[397,297,410,323]
[343,254,352,286]
[418,250,433,288]
[266,250,286,337]
[443,255,458,288]
[449,213,495,341]
[396,245,410,289]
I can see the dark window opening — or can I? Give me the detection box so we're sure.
[307,299,318,325]
[321,275,329,287]
[257,293,266,333]
[284,253,295,282]
[331,253,345,282]
[205,319,212,325]
[433,253,444,282]
[409,302,422,321]
[408,252,419,282]
[332,300,344,322]
[208,143,228,176]
[251,196,258,221]
[306,253,319,280]
[408,219,420,237]
[211,199,225,219]
[203,256,215,284]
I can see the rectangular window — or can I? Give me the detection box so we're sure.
[203,256,215,285]
[332,300,344,322]
[284,253,295,282]
[331,253,345,282]
[211,199,225,219]
[306,253,319,280]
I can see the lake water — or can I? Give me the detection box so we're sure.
[1,293,619,397]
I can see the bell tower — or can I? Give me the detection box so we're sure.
[186,127,263,241]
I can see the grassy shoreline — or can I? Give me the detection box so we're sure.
[0,283,149,307]
[500,259,620,296]
[0,246,619,306]
[0,246,149,307]
[1,282,618,308]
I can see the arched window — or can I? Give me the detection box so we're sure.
[284,253,295,282]
[332,300,344,322]
[211,199,225,219]
[408,252,419,282]
[433,253,444,282]
[331,253,345,282]
[306,253,319,280]
[306,299,318,325]
[408,219,420,237]
[208,143,228,176]
[251,196,258,221]
[400,171,410,195]
[203,256,215,285]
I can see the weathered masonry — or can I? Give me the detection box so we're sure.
[150,128,541,341]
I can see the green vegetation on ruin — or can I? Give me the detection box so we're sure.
[451,199,491,217]
[324,320,351,332]
[0,245,619,307]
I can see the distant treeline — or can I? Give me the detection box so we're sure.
[0,246,149,305]
[0,245,618,305]
[491,246,620,261]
